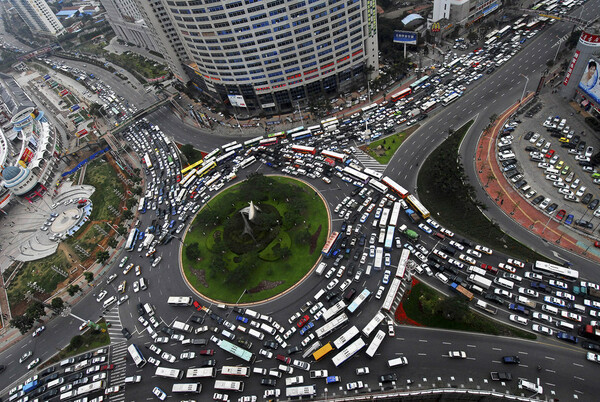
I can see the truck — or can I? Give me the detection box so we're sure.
[142,233,155,249]
[405,209,420,223]
[589,287,600,299]
[580,324,600,340]
[408,108,420,118]
[508,303,530,316]
[475,299,497,315]
[467,274,492,290]
[490,372,512,381]
[450,283,474,301]
[398,224,419,240]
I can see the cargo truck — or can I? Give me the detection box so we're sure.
[450,283,474,300]
[398,224,419,240]
[405,209,420,223]
[467,274,492,290]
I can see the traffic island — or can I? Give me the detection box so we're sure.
[182,174,329,303]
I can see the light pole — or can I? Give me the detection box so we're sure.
[553,35,562,64]
[519,74,529,104]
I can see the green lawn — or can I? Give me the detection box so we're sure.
[363,129,415,164]
[401,282,536,339]
[83,157,125,221]
[417,121,550,262]
[7,250,70,307]
[183,175,329,303]
[105,52,168,79]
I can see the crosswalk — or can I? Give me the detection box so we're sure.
[108,342,128,402]
[352,146,386,172]
[105,305,127,343]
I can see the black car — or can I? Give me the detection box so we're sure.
[190,315,205,325]
[122,328,132,340]
[484,293,504,305]
[588,199,599,210]
[532,195,545,205]
[42,389,59,399]
[346,263,356,277]
[189,338,208,346]
[261,378,277,387]
[287,345,303,355]
[575,219,593,229]
[582,341,600,352]
[325,291,338,301]
[233,307,245,314]
[502,355,520,364]
[137,303,145,316]
[199,358,217,367]
[39,366,56,377]
[523,132,534,141]
[358,234,366,246]
[379,373,397,383]
[582,193,593,205]
[263,340,279,350]
[237,338,252,349]
[43,373,59,383]
[344,288,357,301]
[209,313,224,325]
[66,372,84,381]
[161,326,174,336]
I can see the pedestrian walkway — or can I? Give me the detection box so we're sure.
[353,147,387,172]
[104,305,127,344]
[108,342,128,402]
[475,94,600,264]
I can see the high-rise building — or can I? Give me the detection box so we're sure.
[430,0,501,27]
[9,0,65,37]
[100,0,161,53]
[169,0,379,113]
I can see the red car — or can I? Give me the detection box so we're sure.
[595,241,600,248]
[176,174,182,182]
[199,349,214,356]
[296,315,310,328]
[193,300,203,311]
[481,263,498,275]
[556,209,566,221]
[276,354,291,364]
[100,364,114,371]
[545,149,555,159]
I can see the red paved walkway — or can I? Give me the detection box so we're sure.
[475,95,600,264]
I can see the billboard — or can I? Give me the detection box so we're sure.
[578,58,600,104]
[563,50,580,86]
[228,95,247,108]
[394,31,418,45]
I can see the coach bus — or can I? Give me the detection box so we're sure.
[155,367,184,380]
[312,342,334,361]
[382,176,409,198]
[167,296,193,306]
[391,88,412,102]
[127,344,146,368]
[287,126,305,136]
[76,381,104,396]
[532,261,579,281]
[497,25,511,38]
[361,104,378,114]
[224,143,243,154]
[243,136,263,148]
[331,337,366,367]
[137,197,146,213]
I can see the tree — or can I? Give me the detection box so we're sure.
[26,302,45,321]
[88,102,103,117]
[51,297,65,311]
[131,186,142,196]
[10,315,34,334]
[123,210,134,220]
[467,31,478,42]
[107,238,118,248]
[438,297,469,321]
[181,144,200,162]
[84,272,94,283]
[70,335,84,349]
[186,242,202,261]
[67,284,81,296]
[126,198,137,210]
[96,250,110,264]
[116,225,127,236]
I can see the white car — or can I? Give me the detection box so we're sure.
[339,278,352,292]
[475,244,493,255]
[518,287,539,298]
[152,256,162,267]
[180,352,195,360]
[532,312,553,324]
[375,285,385,300]
[132,281,140,293]
[96,290,108,303]
[418,223,433,234]
[509,314,528,326]
[19,351,32,363]
[152,386,167,400]
[259,349,273,359]
[346,381,364,390]
[448,350,467,359]
[507,258,524,268]
[160,352,176,363]
[532,323,554,336]
[326,278,339,290]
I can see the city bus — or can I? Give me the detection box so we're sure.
[292,145,317,155]
[286,385,317,397]
[331,337,366,367]
[186,367,216,378]
[144,153,153,170]
[224,143,243,153]
[155,367,184,379]
[382,176,409,198]
[181,159,203,174]
[382,278,402,311]
[391,88,412,102]
[497,25,512,38]
[321,150,348,163]
[205,173,221,188]
[362,311,385,337]
[287,126,305,136]
[347,289,371,314]
[342,166,369,183]
[172,383,201,394]
[215,150,236,165]
[321,231,340,258]
[333,326,359,349]
[76,380,104,396]
[137,197,146,212]
[369,179,389,194]
[267,130,287,139]
[213,380,244,392]
[204,148,221,161]
[291,130,312,141]
[365,329,385,358]
[221,366,250,377]
[406,194,430,218]
[315,313,348,339]
[384,226,395,251]
[322,300,347,322]
[125,228,140,251]
[442,92,460,106]
[239,156,257,169]
[197,161,217,178]
[363,168,383,181]
[259,137,278,147]
[221,141,239,151]
[243,136,263,148]
[217,340,256,363]
[127,344,147,368]
[167,296,193,306]
[396,249,410,279]
[409,75,430,91]
[484,37,498,47]
[180,169,197,188]
[312,342,334,361]
[361,104,378,114]
[532,261,579,281]
[302,340,322,359]
[389,202,401,227]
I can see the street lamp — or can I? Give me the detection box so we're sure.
[519,74,529,104]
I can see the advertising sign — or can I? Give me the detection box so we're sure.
[394,31,418,45]
[20,148,34,163]
[563,50,580,86]
[228,94,247,108]
[261,103,276,108]
[579,32,600,47]
[578,58,600,104]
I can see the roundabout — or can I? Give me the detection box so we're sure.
[181,174,330,304]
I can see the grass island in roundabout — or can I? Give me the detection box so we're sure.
[182,174,329,303]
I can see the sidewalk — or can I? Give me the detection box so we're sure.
[475,96,600,264]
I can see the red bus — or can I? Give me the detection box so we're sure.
[391,88,412,102]
[291,145,316,155]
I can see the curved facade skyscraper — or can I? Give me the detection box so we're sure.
[171,0,379,113]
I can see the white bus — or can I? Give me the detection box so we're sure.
[389,202,401,227]
[186,367,216,378]
[331,337,366,367]
[342,166,369,183]
[137,197,146,212]
[172,383,201,393]
[532,260,579,281]
[361,104,378,114]
[221,366,250,377]
[243,136,263,148]
[369,179,389,194]
[333,326,359,349]
[363,168,383,181]
[221,141,239,151]
[365,329,385,358]
[214,380,244,392]
[239,156,257,169]
[379,208,390,228]
[347,289,371,314]
[315,262,327,276]
[127,344,147,368]
[362,311,385,338]
[76,380,104,396]
[286,385,317,397]
[315,313,349,339]
[442,92,460,106]
[167,296,193,306]
[382,278,402,312]
[322,300,347,322]
[155,367,184,379]
[144,153,153,170]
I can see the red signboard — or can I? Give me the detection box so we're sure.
[564,50,580,86]
[20,148,34,163]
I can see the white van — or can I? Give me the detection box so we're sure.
[245,309,259,318]
[139,277,147,290]
[499,153,516,161]
[573,303,586,314]
[144,302,155,316]
[47,378,64,389]
[556,320,575,331]
[519,379,543,394]
[315,262,327,276]
[545,167,559,175]
[260,323,276,335]
[493,277,514,290]
[103,296,117,309]
[313,289,326,301]
[285,376,304,386]
[470,284,485,295]
[435,273,449,284]
[248,328,264,340]
[172,321,192,333]
[541,304,558,315]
